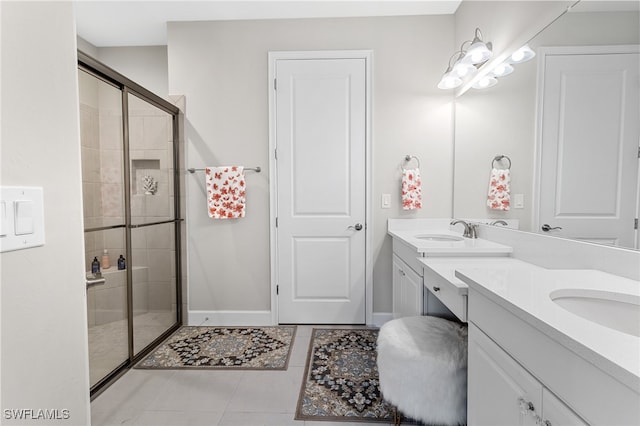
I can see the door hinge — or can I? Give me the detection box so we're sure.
[274,78,277,91]
[275,217,278,228]
[274,148,278,160]
[637,146,640,158]
[276,285,279,295]
[635,218,638,230]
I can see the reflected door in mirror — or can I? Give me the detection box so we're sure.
[538,48,639,248]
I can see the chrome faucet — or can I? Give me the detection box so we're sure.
[450,219,478,239]
[490,220,508,226]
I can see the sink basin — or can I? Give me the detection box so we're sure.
[414,234,464,242]
[550,289,640,337]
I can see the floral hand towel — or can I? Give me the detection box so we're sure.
[206,166,246,219]
[487,168,510,211]
[401,168,422,210]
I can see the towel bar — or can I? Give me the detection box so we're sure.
[187,166,261,173]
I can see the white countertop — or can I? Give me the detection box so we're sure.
[456,268,640,391]
[419,257,544,296]
[388,228,513,256]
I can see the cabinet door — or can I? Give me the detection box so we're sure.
[391,255,423,318]
[392,255,404,319]
[401,264,423,317]
[468,323,542,426]
[541,388,588,426]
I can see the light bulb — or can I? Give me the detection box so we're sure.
[438,72,462,89]
[509,45,535,64]
[463,41,492,65]
[471,51,484,63]
[491,63,514,77]
[472,76,498,89]
[512,50,525,62]
[452,61,475,78]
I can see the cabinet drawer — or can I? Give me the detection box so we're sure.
[392,238,423,276]
[423,266,467,322]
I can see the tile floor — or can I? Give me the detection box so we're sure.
[90,325,386,426]
[89,312,176,387]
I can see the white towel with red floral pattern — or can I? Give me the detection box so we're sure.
[206,166,246,219]
[487,168,510,211]
[402,168,422,210]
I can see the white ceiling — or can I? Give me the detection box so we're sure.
[74,0,462,47]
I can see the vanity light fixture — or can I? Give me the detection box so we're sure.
[471,44,536,90]
[437,51,465,89]
[461,28,493,65]
[452,56,477,78]
[437,28,493,90]
[437,69,463,90]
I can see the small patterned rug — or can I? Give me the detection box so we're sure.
[136,326,296,370]
[295,328,394,422]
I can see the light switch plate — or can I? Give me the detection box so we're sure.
[381,194,391,209]
[14,200,35,235]
[0,201,7,237]
[0,186,45,252]
[514,193,524,209]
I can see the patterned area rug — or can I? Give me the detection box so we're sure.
[295,328,394,422]
[136,326,296,370]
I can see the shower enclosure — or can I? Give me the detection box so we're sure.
[78,53,183,395]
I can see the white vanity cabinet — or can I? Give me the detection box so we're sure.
[460,270,640,426]
[392,254,423,318]
[542,388,589,426]
[391,238,455,319]
[469,323,587,426]
[422,262,468,322]
[388,219,512,320]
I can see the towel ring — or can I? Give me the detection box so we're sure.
[491,155,511,170]
[404,155,420,169]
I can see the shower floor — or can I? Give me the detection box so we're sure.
[88,311,176,387]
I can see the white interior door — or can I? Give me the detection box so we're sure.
[274,55,367,324]
[538,48,640,248]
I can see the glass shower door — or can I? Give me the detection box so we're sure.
[79,56,181,394]
[78,69,129,388]
[127,93,178,355]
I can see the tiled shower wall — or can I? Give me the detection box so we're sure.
[129,102,176,315]
[81,98,176,326]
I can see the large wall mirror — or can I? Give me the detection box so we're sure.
[453,0,640,250]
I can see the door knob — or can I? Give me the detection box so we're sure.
[541,224,563,232]
[348,223,363,231]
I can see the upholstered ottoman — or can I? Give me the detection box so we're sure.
[377,316,468,425]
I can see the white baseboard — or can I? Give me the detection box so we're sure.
[188,310,274,326]
[188,310,392,328]
[371,312,393,328]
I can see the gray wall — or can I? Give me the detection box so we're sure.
[167,15,456,319]
[91,3,582,323]
[1,2,91,423]
[98,46,169,98]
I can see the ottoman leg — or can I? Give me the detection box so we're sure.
[393,406,401,426]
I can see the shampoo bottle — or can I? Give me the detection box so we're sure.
[117,255,126,270]
[91,257,100,274]
[101,249,111,269]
